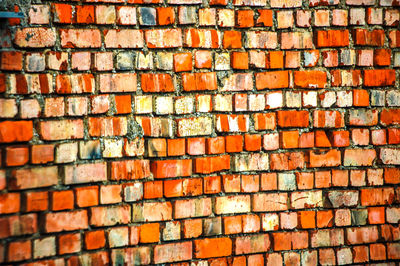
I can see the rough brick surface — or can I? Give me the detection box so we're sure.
[1,0,400,264]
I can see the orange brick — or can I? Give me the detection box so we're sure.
[231,52,249,69]
[174,52,192,72]
[52,190,74,211]
[140,223,160,243]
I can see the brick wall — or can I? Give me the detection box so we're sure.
[0,0,400,264]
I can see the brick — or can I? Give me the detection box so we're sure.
[195,155,230,174]
[85,231,106,250]
[245,31,277,49]
[45,210,88,233]
[281,32,313,49]
[91,205,131,227]
[8,240,31,262]
[256,71,289,90]
[25,191,48,212]
[110,247,150,265]
[236,234,270,255]
[154,242,192,264]
[360,187,395,206]
[316,30,349,47]
[117,6,136,25]
[14,28,56,48]
[294,71,327,88]
[253,193,288,212]
[52,3,72,23]
[364,69,396,87]
[277,110,309,128]
[110,160,150,180]
[10,166,58,190]
[344,149,376,166]
[33,236,55,259]
[215,195,250,214]
[60,29,101,48]
[145,29,182,48]
[174,198,212,219]
[59,233,81,254]
[291,190,323,209]
[151,159,191,178]
[194,238,232,259]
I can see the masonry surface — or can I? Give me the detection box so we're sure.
[0,0,400,264]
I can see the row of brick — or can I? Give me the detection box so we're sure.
[2,125,400,166]
[13,27,400,49]
[2,49,400,73]
[1,168,400,214]
[2,90,400,120]
[28,3,400,27]
[2,227,400,263]
[1,108,400,140]
[1,70,397,97]
[1,192,399,233]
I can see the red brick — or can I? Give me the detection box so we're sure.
[256,71,290,90]
[75,5,95,24]
[144,181,163,199]
[111,160,150,180]
[364,69,396,87]
[10,166,58,190]
[203,175,220,194]
[146,29,182,48]
[187,137,205,155]
[253,113,276,131]
[75,186,98,207]
[59,233,81,255]
[0,121,33,143]
[223,31,242,49]
[52,3,72,24]
[104,29,143,48]
[195,155,230,174]
[85,230,106,250]
[151,159,192,178]
[5,146,29,167]
[226,135,243,153]
[182,72,217,91]
[231,52,249,69]
[167,138,185,156]
[354,29,385,46]
[114,95,131,114]
[294,70,327,88]
[244,134,262,151]
[157,7,175,25]
[52,190,74,211]
[140,223,159,243]
[31,145,54,164]
[0,193,20,214]
[315,131,331,147]
[309,149,341,168]
[277,110,309,128]
[236,234,270,254]
[194,238,232,258]
[45,210,88,233]
[236,10,254,28]
[174,53,192,72]
[316,30,350,47]
[141,73,174,93]
[256,9,273,26]
[317,210,334,228]
[8,240,31,262]
[1,51,23,71]
[270,152,305,171]
[25,191,48,212]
